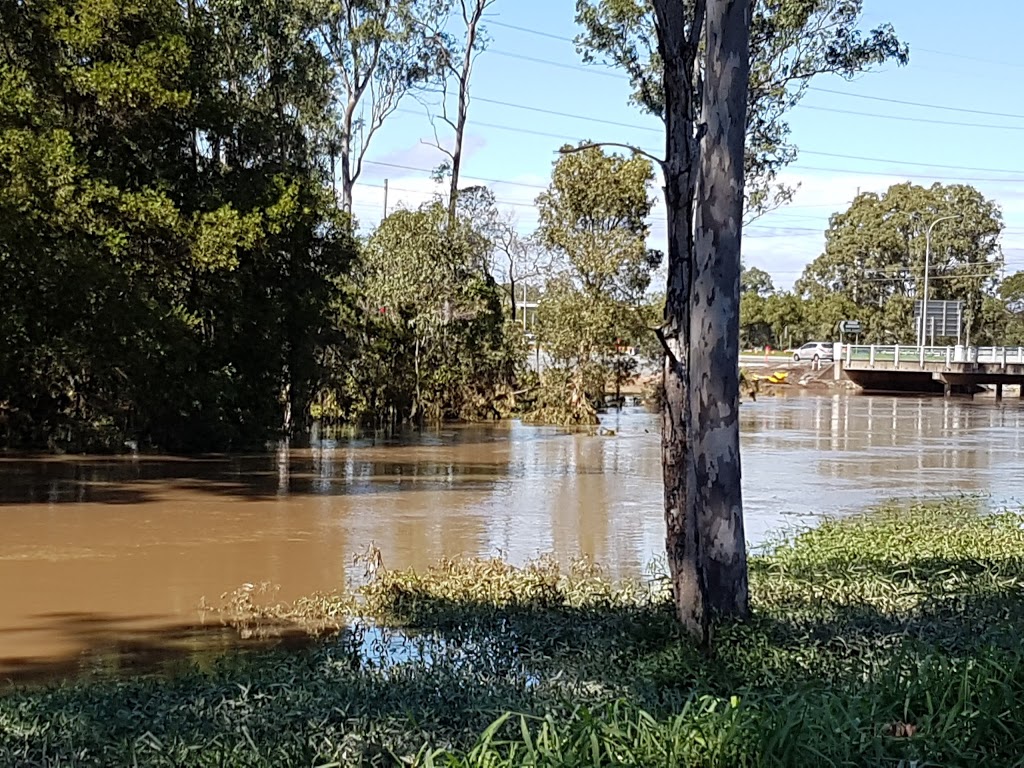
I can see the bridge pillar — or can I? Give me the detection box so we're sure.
[996,383,1004,402]
[833,343,843,382]
[944,382,952,399]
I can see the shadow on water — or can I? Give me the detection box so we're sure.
[0,421,612,506]
[0,613,320,687]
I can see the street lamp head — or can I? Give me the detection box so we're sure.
[919,213,963,348]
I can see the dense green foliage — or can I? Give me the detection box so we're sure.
[0,0,356,450]
[4,499,1024,765]
[530,145,659,423]
[741,183,1022,348]
[346,200,520,428]
[0,0,522,451]
[798,183,1004,343]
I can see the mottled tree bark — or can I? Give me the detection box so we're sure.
[652,0,751,638]
[692,0,751,618]
[651,0,707,642]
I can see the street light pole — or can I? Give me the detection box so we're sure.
[920,214,961,347]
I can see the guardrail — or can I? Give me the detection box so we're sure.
[842,345,1024,369]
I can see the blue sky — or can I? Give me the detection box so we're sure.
[351,0,1024,291]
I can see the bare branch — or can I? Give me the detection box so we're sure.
[654,326,679,369]
[559,142,665,168]
[421,136,455,162]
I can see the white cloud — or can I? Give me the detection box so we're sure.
[350,168,549,234]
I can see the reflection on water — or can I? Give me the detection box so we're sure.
[1,395,1023,682]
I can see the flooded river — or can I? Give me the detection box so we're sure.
[2,394,1024,682]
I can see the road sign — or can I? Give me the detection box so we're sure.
[838,320,862,334]
[913,300,962,340]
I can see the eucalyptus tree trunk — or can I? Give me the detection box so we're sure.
[652,0,751,639]
[691,0,751,618]
[651,0,707,641]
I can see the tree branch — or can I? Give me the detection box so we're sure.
[654,326,679,370]
[558,142,665,168]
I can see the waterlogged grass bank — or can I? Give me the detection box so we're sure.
[4,500,1024,766]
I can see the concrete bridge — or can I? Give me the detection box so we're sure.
[838,344,1024,398]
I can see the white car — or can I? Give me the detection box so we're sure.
[792,342,834,363]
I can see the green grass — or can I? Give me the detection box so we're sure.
[4,499,1024,766]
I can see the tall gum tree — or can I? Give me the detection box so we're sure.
[576,0,906,640]
[690,0,751,622]
[320,0,450,214]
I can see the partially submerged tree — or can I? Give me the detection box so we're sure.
[0,0,358,451]
[358,200,518,425]
[532,144,659,423]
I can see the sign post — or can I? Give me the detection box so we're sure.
[838,320,862,346]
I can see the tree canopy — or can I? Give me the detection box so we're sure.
[574,0,908,217]
[0,0,359,450]
[531,144,659,423]
[796,182,1004,343]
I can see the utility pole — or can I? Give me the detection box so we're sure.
[383,179,389,219]
[919,214,960,346]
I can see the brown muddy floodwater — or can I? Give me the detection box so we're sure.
[2,394,1024,683]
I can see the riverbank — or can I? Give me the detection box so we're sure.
[3,498,1024,766]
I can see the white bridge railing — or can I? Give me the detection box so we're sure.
[843,345,1024,369]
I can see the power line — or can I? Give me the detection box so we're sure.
[484,25,1024,123]
[807,86,1024,121]
[490,48,626,80]
[486,19,575,42]
[473,95,662,133]
[850,272,1004,284]
[794,164,1024,183]
[364,159,549,191]
[396,106,662,154]
[355,179,826,239]
[798,150,1024,176]
[788,103,1024,132]
[460,97,1024,180]
[914,46,1024,71]
[400,105,1024,177]
[354,159,1024,237]
[492,15,1024,80]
